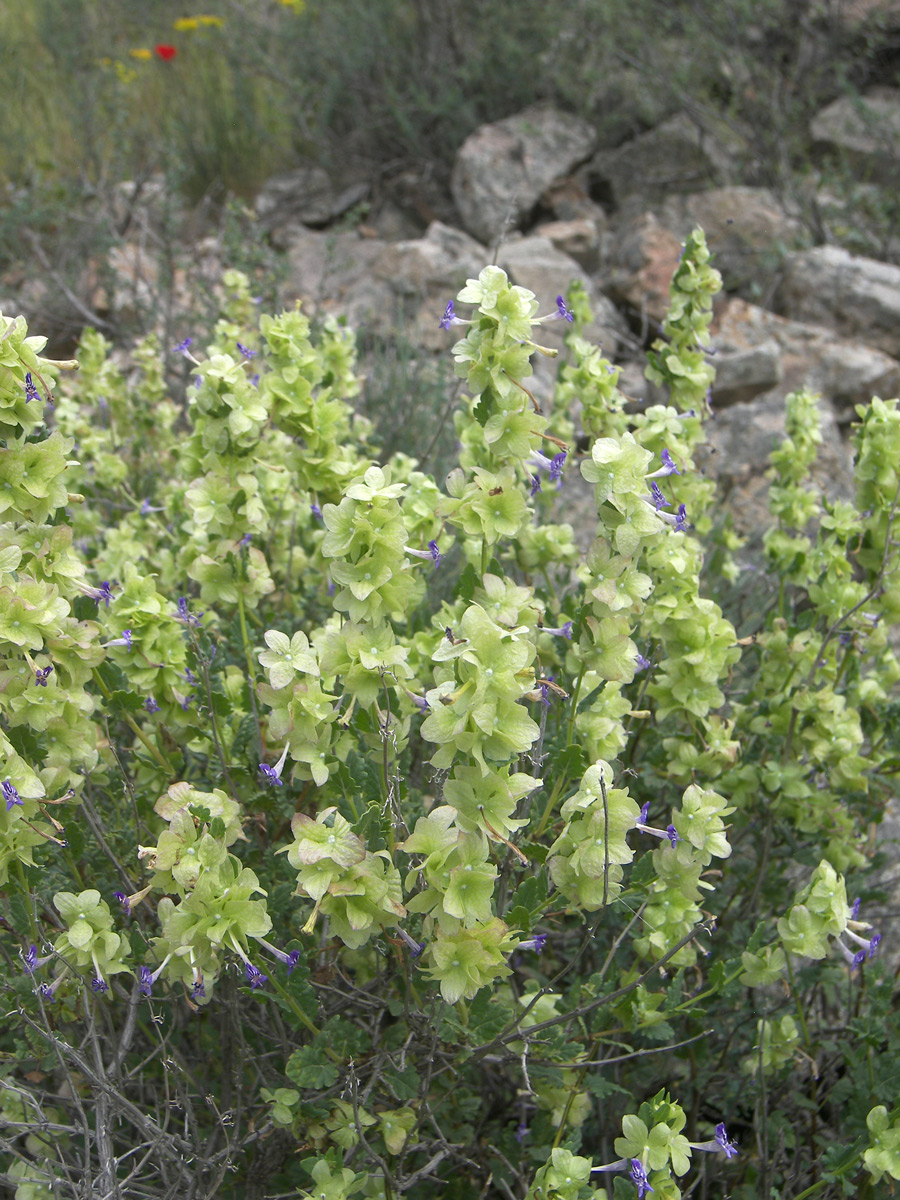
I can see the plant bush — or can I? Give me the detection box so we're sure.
[0,233,898,1200]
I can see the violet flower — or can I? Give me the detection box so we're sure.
[244,962,268,989]
[518,933,547,954]
[3,780,23,811]
[24,373,41,403]
[145,696,160,713]
[691,1122,738,1158]
[34,664,53,686]
[236,341,256,359]
[397,927,426,958]
[439,301,467,330]
[254,937,302,975]
[635,803,680,848]
[259,743,290,787]
[646,449,681,479]
[542,621,573,639]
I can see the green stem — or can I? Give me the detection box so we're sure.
[237,588,263,759]
[14,859,39,944]
[92,669,177,778]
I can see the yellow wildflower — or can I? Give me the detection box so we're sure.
[173,18,199,31]
[129,48,153,60]
[275,0,305,10]
[115,61,138,83]
[197,15,225,26]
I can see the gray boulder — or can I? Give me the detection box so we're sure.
[589,113,737,210]
[810,87,900,182]
[451,105,597,247]
[713,296,900,414]
[775,245,900,358]
[658,187,805,291]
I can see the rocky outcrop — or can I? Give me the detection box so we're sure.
[810,87,900,182]
[450,105,597,246]
[589,113,738,209]
[775,245,900,358]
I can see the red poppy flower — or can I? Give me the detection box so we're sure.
[155,44,177,60]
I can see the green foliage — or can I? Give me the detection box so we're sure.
[0,231,898,1200]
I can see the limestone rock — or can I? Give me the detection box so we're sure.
[712,296,900,414]
[604,213,683,325]
[811,87,900,182]
[589,113,737,210]
[256,167,368,246]
[532,218,601,272]
[711,341,782,407]
[282,228,393,331]
[450,105,597,246]
[373,221,489,350]
[658,187,804,291]
[775,245,900,358]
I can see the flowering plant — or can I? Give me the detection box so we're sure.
[0,235,897,1200]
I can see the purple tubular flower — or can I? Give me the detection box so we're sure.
[114,892,130,913]
[636,807,680,847]
[515,1120,529,1143]
[39,978,63,1001]
[428,539,442,568]
[692,1123,739,1158]
[250,373,260,387]
[649,482,669,510]
[138,966,154,996]
[236,341,256,359]
[439,301,466,330]
[715,1124,738,1158]
[91,977,109,994]
[173,338,192,355]
[23,945,38,973]
[530,474,542,497]
[244,962,268,989]
[24,372,41,403]
[549,452,567,484]
[674,504,689,532]
[191,978,206,1000]
[409,692,430,713]
[93,581,114,607]
[635,653,651,671]
[34,664,53,686]
[518,933,547,954]
[259,744,290,788]
[145,696,160,713]
[254,937,302,975]
[850,896,861,921]
[630,1159,654,1198]
[542,621,573,639]
[660,448,680,474]
[310,502,323,521]
[397,927,426,958]
[555,295,575,322]
[539,681,552,707]
[845,927,882,960]
[3,780,23,811]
